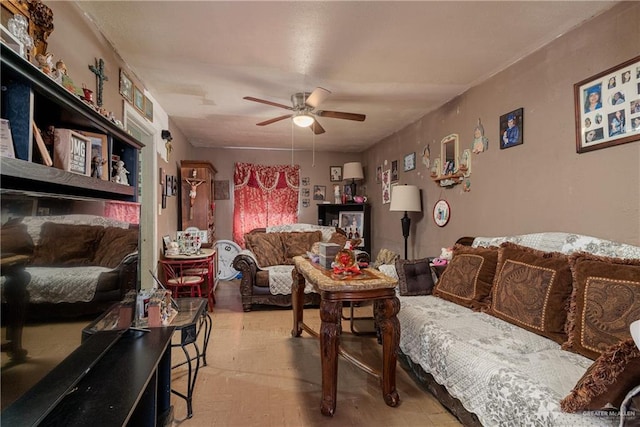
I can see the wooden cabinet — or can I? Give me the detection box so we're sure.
[0,43,143,202]
[179,160,217,245]
[318,203,371,255]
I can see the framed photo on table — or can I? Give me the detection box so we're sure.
[574,55,640,153]
[338,211,364,243]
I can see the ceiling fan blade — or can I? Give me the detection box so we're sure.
[256,114,292,126]
[310,120,325,135]
[316,110,366,122]
[305,87,331,109]
[243,96,293,111]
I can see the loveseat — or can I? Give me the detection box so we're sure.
[1,214,138,317]
[232,224,357,312]
[386,232,640,426]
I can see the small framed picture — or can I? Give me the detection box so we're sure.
[330,165,342,182]
[375,165,382,183]
[302,199,310,208]
[499,108,524,149]
[144,95,153,121]
[301,177,310,186]
[313,185,326,200]
[433,199,451,227]
[301,188,310,197]
[403,152,416,171]
[81,131,109,180]
[134,85,144,112]
[391,160,399,182]
[119,69,133,102]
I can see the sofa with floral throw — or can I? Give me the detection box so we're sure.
[232,224,355,312]
[384,232,640,427]
[1,214,138,317]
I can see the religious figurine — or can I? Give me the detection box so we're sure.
[112,160,129,185]
[91,155,107,179]
[471,118,489,154]
[35,52,54,75]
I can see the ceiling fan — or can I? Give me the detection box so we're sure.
[243,87,365,135]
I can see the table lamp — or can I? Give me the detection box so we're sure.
[343,162,364,200]
[389,185,421,259]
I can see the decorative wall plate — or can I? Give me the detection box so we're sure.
[433,199,450,227]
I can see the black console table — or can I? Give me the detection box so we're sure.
[2,328,174,426]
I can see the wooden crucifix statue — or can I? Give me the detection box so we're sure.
[88,58,108,107]
[184,169,205,220]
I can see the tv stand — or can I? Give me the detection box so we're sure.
[1,328,174,426]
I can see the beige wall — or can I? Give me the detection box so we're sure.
[45,1,639,261]
[364,2,640,258]
[190,147,361,241]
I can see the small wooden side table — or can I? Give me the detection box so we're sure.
[291,256,400,416]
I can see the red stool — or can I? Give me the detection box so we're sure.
[160,258,209,299]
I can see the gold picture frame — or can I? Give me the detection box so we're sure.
[133,85,144,113]
[119,69,133,102]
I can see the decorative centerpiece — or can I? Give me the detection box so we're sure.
[332,248,361,276]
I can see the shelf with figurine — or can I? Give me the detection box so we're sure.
[1,43,141,201]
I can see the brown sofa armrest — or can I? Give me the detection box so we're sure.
[233,254,259,311]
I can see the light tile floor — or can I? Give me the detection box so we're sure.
[2,280,461,426]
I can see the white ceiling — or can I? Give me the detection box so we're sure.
[75,1,616,152]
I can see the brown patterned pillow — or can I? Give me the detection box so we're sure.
[244,232,285,267]
[562,252,640,360]
[396,258,435,296]
[328,232,348,248]
[282,231,322,263]
[487,242,573,344]
[93,227,139,268]
[561,339,640,412]
[432,244,498,310]
[31,222,105,266]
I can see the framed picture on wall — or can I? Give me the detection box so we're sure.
[330,165,342,182]
[403,152,416,171]
[134,86,144,112]
[391,160,399,182]
[499,108,524,149]
[313,185,326,200]
[119,69,133,102]
[574,55,640,153]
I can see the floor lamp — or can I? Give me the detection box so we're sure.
[389,185,421,259]
[343,162,363,201]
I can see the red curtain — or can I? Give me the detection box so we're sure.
[233,162,299,247]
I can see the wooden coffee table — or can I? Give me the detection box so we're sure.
[291,255,400,416]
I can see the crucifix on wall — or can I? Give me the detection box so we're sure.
[88,57,108,107]
[184,169,205,220]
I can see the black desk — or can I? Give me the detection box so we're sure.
[2,328,174,426]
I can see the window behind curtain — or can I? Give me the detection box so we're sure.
[232,162,299,247]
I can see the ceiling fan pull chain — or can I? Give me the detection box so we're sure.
[312,131,316,167]
[291,119,295,166]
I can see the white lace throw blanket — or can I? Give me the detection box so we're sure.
[237,249,315,295]
[1,266,112,304]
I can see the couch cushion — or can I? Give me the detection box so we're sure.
[562,252,640,360]
[245,232,286,267]
[93,227,139,268]
[561,338,640,412]
[31,223,105,267]
[432,244,498,310]
[396,257,435,296]
[1,220,34,256]
[487,242,573,344]
[282,231,322,264]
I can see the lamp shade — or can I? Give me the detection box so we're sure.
[343,162,364,180]
[390,185,421,212]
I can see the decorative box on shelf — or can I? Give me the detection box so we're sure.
[53,128,91,176]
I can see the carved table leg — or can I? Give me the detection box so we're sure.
[320,298,341,416]
[291,268,305,337]
[374,296,401,407]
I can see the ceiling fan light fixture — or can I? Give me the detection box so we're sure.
[292,112,314,128]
